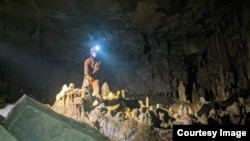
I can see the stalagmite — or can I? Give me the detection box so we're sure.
[178,81,187,102]
[146,96,149,107]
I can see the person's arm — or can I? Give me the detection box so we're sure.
[84,58,91,78]
[93,61,101,74]
[85,58,100,77]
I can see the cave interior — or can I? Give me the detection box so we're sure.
[0,0,250,141]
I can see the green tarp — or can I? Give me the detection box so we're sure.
[0,124,17,141]
[3,94,109,141]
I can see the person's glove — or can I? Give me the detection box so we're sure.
[93,61,101,74]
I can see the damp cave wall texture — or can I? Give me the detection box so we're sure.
[0,0,249,104]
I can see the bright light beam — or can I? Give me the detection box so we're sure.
[95,45,100,51]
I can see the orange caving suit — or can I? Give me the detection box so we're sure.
[83,57,102,99]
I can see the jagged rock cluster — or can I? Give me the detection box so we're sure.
[51,82,250,141]
[51,82,172,141]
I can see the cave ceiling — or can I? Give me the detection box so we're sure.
[0,0,249,104]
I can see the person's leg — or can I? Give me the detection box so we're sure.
[91,79,102,100]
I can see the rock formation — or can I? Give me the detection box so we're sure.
[50,82,250,141]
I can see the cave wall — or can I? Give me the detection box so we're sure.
[0,0,249,104]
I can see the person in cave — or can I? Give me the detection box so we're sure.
[83,46,103,106]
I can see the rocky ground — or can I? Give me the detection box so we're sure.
[50,82,250,141]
